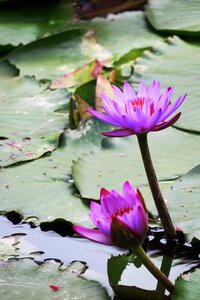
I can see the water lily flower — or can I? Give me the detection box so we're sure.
[73,181,148,249]
[88,80,186,137]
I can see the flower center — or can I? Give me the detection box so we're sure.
[131,97,144,109]
[110,206,133,219]
[131,97,155,116]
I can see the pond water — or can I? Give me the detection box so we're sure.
[0,215,199,297]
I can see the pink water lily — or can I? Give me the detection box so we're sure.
[73,181,148,249]
[88,80,186,137]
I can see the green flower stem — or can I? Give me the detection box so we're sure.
[156,240,176,293]
[137,133,177,240]
[133,245,174,293]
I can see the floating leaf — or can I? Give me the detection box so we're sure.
[108,254,169,300]
[51,60,103,89]
[0,76,69,167]
[72,127,200,208]
[5,11,162,81]
[172,268,200,300]
[0,120,112,224]
[0,0,75,47]
[145,0,200,36]
[165,165,200,240]
[0,259,110,300]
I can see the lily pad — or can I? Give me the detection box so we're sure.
[145,0,200,36]
[80,11,163,58]
[5,11,162,81]
[172,268,200,300]
[0,234,40,261]
[0,0,75,47]
[72,127,200,209]
[0,120,111,224]
[165,165,200,240]
[132,36,200,133]
[0,76,69,167]
[0,259,110,300]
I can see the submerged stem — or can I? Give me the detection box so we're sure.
[133,245,174,293]
[137,133,176,240]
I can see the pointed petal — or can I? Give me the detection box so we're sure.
[101,128,135,137]
[87,109,120,127]
[151,112,181,131]
[146,108,162,129]
[159,94,186,121]
[112,85,125,103]
[137,80,148,97]
[122,181,138,206]
[89,202,103,227]
[129,206,148,238]
[148,80,160,102]
[96,219,111,238]
[73,225,112,245]
[100,187,110,198]
[123,82,136,100]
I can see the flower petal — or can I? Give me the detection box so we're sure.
[100,187,110,198]
[112,85,125,103]
[152,112,181,131]
[73,225,112,245]
[137,80,148,98]
[123,81,136,100]
[89,201,103,226]
[122,181,138,206]
[87,109,120,127]
[159,94,186,122]
[101,128,135,137]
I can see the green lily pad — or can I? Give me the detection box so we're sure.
[172,268,200,300]
[108,254,169,300]
[0,259,110,300]
[0,236,19,260]
[5,11,162,81]
[0,234,40,261]
[0,120,111,224]
[165,165,200,240]
[72,127,200,209]
[145,0,200,36]
[132,36,200,133]
[0,0,75,47]
[80,11,163,58]
[0,76,69,167]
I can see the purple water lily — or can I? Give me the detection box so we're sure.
[73,181,148,249]
[88,80,186,137]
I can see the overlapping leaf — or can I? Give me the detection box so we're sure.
[146,0,200,36]
[165,165,200,240]
[0,259,110,300]
[5,11,162,81]
[0,76,69,167]
[72,127,200,207]
[0,120,111,224]
[0,0,75,47]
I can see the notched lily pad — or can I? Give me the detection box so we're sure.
[0,120,111,224]
[145,0,200,36]
[0,76,69,167]
[108,254,169,300]
[0,259,110,299]
[165,165,200,240]
[172,268,200,300]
